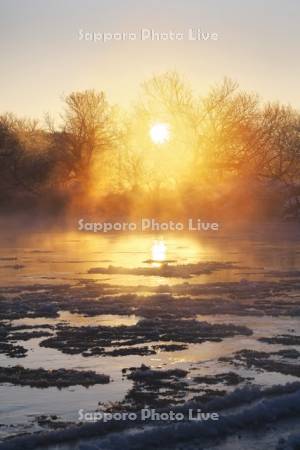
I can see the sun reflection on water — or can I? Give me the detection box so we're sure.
[151,239,166,263]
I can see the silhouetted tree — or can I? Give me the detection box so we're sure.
[59,90,119,187]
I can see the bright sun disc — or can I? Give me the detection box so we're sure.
[150,123,170,144]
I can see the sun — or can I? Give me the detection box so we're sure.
[150,123,170,144]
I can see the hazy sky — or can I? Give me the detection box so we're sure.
[0,0,299,119]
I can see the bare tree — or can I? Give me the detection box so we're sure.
[0,114,54,194]
[60,90,119,185]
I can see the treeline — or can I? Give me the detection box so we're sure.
[0,72,300,219]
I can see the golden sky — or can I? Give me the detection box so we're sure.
[0,0,300,119]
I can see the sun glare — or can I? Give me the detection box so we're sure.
[150,123,170,144]
[151,239,166,262]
